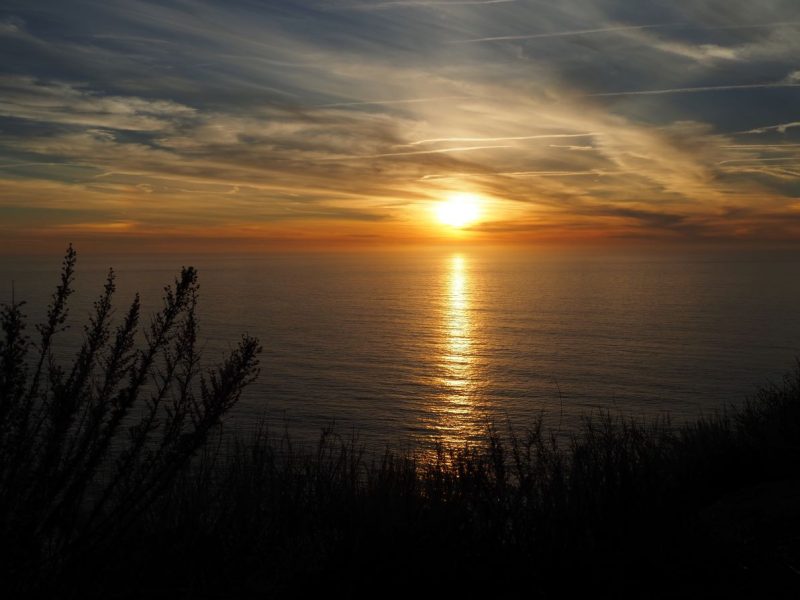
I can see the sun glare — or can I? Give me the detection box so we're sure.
[436,193,481,228]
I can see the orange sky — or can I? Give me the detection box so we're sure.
[2,1,800,253]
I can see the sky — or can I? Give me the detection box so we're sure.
[1,0,799,252]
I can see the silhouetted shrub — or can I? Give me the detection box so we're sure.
[0,246,261,592]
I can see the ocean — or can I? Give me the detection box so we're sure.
[3,248,800,450]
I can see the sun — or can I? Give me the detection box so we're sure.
[436,193,481,228]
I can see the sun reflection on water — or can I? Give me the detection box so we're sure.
[429,254,484,449]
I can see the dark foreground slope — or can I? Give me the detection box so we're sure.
[7,368,800,600]
[3,250,800,599]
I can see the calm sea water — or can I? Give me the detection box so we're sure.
[2,249,800,450]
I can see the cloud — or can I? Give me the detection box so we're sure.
[743,122,800,134]
[0,76,195,131]
[548,145,596,151]
[646,40,741,62]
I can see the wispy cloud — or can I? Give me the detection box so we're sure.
[742,122,800,134]
[0,76,195,130]
[548,145,595,151]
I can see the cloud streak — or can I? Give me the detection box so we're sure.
[743,122,800,134]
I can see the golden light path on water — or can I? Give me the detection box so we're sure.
[429,254,485,449]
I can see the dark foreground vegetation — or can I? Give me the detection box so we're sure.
[2,249,800,599]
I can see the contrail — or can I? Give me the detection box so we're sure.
[500,170,615,177]
[338,0,517,11]
[320,96,467,108]
[361,144,513,158]
[590,82,800,97]
[702,21,800,31]
[721,144,800,149]
[0,161,66,169]
[452,20,800,44]
[327,145,513,160]
[406,133,598,145]
[419,172,484,180]
[718,157,798,165]
[452,24,671,43]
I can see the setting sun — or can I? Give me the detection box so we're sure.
[436,193,481,228]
